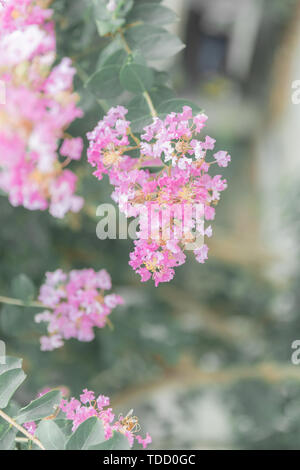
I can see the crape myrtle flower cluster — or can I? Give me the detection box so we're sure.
[60,389,152,448]
[87,105,230,286]
[0,0,84,218]
[24,387,152,449]
[35,269,124,351]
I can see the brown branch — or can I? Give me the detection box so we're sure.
[0,296,44,309]
[0,409,45,450]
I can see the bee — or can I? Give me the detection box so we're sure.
[119,409,141,433]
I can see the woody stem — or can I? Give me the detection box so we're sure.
[0,296,44,308]
[0,409,45,450]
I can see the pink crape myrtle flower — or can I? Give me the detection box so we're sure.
[0,0,84,218]
[87,106,231,286]
[136,432,152,449]
[59,389,152,448]
[23,421,37,436]
[35,268,124,351]
[24,387,152,448]
[60,137,84,161]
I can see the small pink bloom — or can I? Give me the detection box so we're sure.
[136,432,152,449]
[60,138,83,161]
[24,421,37,436]
[214,150,231,167]
[194,244,209,264]
[80,389,95,404]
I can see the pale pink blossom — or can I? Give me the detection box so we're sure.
[87,106,230,286]
[59,390,152,448]
[23,421,36,435]
[214,150,231,167]
[36,269,124,350]
[0,0,84,218]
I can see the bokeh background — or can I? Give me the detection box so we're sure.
[1,0,300,449]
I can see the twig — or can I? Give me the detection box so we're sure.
[0,295,44,308]
[0,409,45,450]
[118,30,157,118]
[143,91,157,118]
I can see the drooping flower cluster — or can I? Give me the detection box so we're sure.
[35,269,124,350]
[0,0,84,218]
[87,105,230,286]
[60,389,152,448]
[24,387,152,449]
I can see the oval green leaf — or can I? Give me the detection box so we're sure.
[120,63,154,93]
[85,65,123,99]
[65,417,105,450]
[16,390,62,424]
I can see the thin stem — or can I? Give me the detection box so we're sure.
[128,128,140,146]
[74,63,89,83]
[124,145,140,151]
[106,317,114,331]
[0,409,45,450]
[15,437,29,443]
[143,91,157,118]
[118,30,157,118]
[0,296,44,308]
[119,29,132,55]
[61,157,72,169]
[96,98,110,113]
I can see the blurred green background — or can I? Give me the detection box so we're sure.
[1,0,300,449]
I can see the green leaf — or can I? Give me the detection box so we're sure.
[16,390,62,424]
[0,369,26,408]
[54,418,73,438]
[154,70,170,86]
[120,63,154,93]
[11,274,35,304]
[128,96,202,134]
[88,431,131,450]
[100,49,127,68]
[117,0,134,16]
[93,0,124,36]
[127,3,178,26]
[85,65,123,99]
[95,18,124,36]
[157,98,202,117]
[0,427,17,450]
[0,356,22,375]
[97,39,123,68]
[35,420,66,450]
[129,85,175,110]
[127,107,153,132]
[138,0,162,2]
[93,0,133,36]
[0,401,19,450]
[125,25,185,61]
[65,416,105,450]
